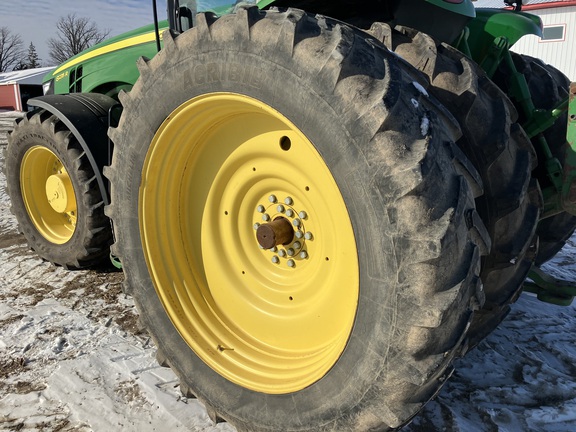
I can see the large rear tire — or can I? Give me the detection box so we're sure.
[504,54,575,266]
[5,109,112,268]
[372,25,541,344]
[107,8,485,430]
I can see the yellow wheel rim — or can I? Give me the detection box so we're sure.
[20,146,77,244]
[140,93,359,394]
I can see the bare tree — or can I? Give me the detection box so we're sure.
[0,27,25,72]
[48,14,110,64]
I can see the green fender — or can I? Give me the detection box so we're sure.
[467,8,543,62]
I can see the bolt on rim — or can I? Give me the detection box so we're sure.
[20,146,77,244]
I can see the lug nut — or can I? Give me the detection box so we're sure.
[270,246,278,252]
[295,231,303,239]
[262,214,271,222]
[272,256,280,264]
[284,197,293,205]
[287,259,295,268]
[300,251,308,259]
[305,232,313,240]
[293,219,301,227]
[299,211,307,219]
[278,249,287,257]
[257,205,265,213]
[286,209,294,217]
[277,205,285,213]
[253,223,260,230]
[269,195,277,203]
[287,248,295,256]
[293,242,301,250]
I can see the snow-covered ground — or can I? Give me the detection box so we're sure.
[1,110,575,431]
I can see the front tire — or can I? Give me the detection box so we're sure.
[108,8,484,431]
[5,109,112,268]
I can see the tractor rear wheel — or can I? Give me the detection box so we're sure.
[107,8,484,431]
[376,25,541,345]
[506,54,575,266]
[5,109,112,268]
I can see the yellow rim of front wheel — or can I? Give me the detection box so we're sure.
[20,146,77,244]
[140,93,359,394]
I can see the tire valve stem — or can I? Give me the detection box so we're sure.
[217,344,234,352]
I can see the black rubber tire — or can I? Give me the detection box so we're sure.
[370,24,541,343]
[5,109,112,268]
[107,8,485,431]
[504,53,575,266]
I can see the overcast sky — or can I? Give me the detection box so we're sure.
[0,0,168,66]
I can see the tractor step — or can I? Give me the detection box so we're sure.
[524,265,576,306]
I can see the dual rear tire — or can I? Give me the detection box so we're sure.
[107,8,485,431]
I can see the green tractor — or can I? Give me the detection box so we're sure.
[5,0,576,430]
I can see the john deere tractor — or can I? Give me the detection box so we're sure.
[5,0,576,430]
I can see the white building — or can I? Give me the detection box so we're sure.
[474,0,576,80]
[0,67,55,111]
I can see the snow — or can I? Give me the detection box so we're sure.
[1,110,576,431]
[412,81,429,97]
[0,67,55,86]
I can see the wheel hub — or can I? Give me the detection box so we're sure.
[254,195,314,268]
[45,174,75,213]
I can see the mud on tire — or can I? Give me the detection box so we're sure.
[369,24,541,344]
[5,109,112,268]
[107,8,486,431]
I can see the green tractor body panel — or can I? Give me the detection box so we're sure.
[45,21,169,97]
[467,8,542,65]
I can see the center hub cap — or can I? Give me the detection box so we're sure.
[45,173,75,213]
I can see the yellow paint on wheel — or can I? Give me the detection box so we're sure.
[140,93,359,394]
[20,146,77,244]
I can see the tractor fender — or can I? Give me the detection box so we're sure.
[27,93,118,205]
[474,8,542,45]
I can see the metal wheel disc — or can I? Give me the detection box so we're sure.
[140,93,359,394]
[20,146,77,244]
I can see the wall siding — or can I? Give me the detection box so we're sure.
[511,6,576,80]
